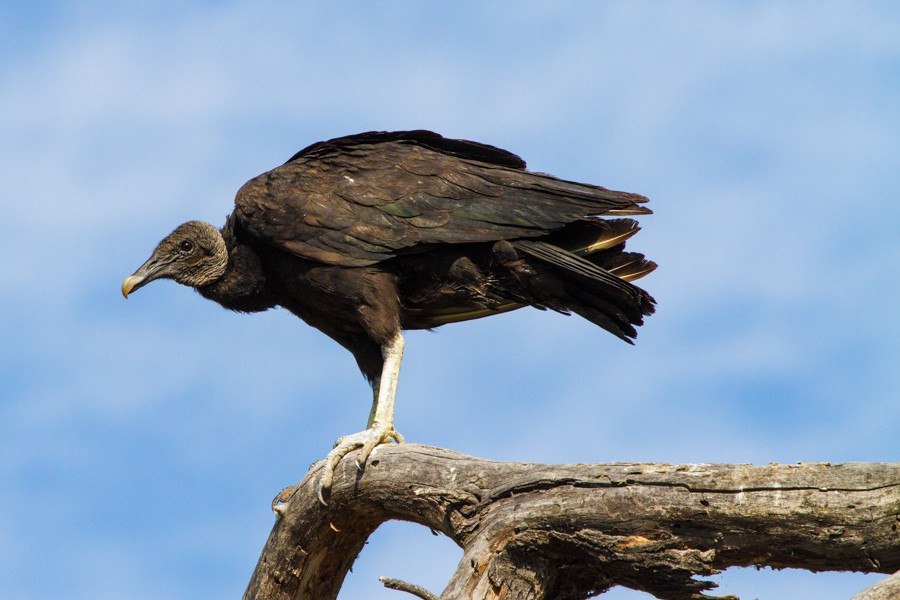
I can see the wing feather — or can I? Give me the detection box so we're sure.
[234,131,650,266]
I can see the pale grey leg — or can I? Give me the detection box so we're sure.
[316,333,406,504]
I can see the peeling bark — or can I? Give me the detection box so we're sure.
[242,445,900,600]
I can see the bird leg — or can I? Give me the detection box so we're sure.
[316,333,406,504]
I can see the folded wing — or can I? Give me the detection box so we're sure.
[233,130,651,267]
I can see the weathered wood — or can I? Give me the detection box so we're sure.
[851,571,900,600]
[242,445,900,600]
[380,576,441,600]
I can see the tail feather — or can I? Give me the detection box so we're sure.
[511,240,646,306]
[570,305,636,344]
[509,233,655,341]
[566,285,639,342]
[607,258,657,283]
[586,249,658,283]
[423,216,656,340]
[542,218,642,257]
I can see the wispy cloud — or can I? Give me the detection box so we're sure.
[1,2,898,599]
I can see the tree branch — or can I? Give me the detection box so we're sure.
[379,576,441,600]
[851,570,900,600]
[242,444,900,600]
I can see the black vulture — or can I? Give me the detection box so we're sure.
[122,130,656,500]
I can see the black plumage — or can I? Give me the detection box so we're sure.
[123,130,656,498]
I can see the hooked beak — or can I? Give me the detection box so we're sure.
[122,256,169,298]
[121,275,145,298]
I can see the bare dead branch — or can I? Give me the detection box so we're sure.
[242,444,900,600]
[379,576,441,600]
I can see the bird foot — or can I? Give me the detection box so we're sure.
[316,425,405,504]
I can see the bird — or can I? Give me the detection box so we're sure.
[122,130,656,501]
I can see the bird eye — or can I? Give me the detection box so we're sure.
[180,240,194,253]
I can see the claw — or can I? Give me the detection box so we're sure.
[357,437,380,469]
[314,425,405,505]
[316,481,328,505]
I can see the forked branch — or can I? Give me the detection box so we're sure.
[242,445,900,600]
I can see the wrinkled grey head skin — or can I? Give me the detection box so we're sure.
[122,221,228,298]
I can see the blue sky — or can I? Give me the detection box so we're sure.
[1,2,898,599]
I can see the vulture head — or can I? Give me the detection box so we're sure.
[122,221,228,298]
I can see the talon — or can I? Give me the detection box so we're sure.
[315,435,366,505]
[316,462,335,506]
[316,425,404,500]
[358,439,379,467]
